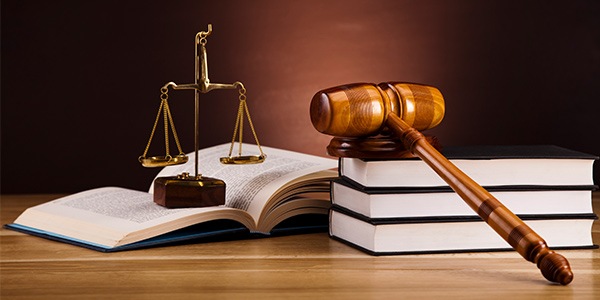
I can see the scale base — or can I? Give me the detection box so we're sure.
[153,173,226,208]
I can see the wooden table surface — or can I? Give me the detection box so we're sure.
[1,193,599,299]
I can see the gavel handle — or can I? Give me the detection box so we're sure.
[386,113,573,285]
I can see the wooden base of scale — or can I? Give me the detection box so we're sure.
[153,173,226,208]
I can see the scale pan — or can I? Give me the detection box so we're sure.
[220,155,266,165]
[139,154,189,168]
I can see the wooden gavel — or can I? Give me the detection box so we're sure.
[310,82,573,285]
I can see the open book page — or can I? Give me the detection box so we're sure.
[256,191,333,232]
[152,143,338,225]
[12,144,337,248]
[255,176,333,231]
[13,187,254,248]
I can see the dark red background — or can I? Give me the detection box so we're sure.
[2,0,599,193]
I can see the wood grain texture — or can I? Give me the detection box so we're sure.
[310,82,445,137]
[387,113,574,284]
[325,135,442,158]
[310,82,575,284]
[379,82,445,131]
[1,194,598,298]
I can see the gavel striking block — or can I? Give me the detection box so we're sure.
[310,82,573,285]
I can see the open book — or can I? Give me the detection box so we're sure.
[6,144,338,252]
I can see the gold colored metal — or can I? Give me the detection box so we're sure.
[138,24,266,208]
[221,82,266,164]
[139,154,189,168]
[176,172,203,180]
[139,87,188,168]
[148,24,265,174]
[219,155,266,164]
[139,24,265,177]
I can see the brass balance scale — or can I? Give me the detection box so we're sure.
[138,24,265,208]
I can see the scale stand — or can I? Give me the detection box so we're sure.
[139,24,265,208]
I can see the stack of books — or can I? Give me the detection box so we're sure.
[329,145,598,255]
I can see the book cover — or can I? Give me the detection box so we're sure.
[332,178,597,219]
[329,206,598,255]
[340,145,597,188]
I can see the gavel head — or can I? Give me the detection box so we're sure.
[310,82,445,137]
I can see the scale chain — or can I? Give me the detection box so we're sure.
[244,99,264,156]
[140,87,185,162]
[164,100,185,155]
[140,98,165,159]
[163,95,170,157]
[227,89,245,157]
[226,85,265,158]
